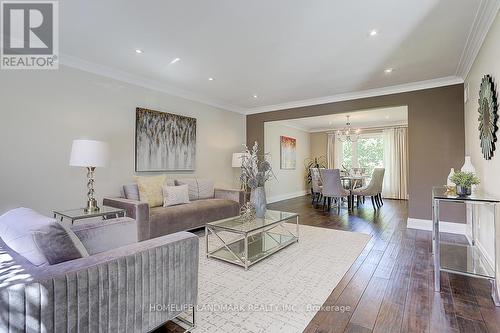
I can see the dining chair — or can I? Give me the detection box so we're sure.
[310,168,323,206]
[319,169,352,211]
[351,168,385,209]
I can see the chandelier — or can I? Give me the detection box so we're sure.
[336,116,360,142]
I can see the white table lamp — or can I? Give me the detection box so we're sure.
[70,139,108,212]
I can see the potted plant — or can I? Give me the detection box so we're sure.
[449,171,480,196]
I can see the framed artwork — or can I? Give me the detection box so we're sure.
[135,107,196,171]
[280,136,296,169]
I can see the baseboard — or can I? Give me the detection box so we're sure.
[268,191,308,204]
[406,218,466,235]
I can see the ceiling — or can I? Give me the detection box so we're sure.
[273,106,408,132]
[58,0,499,114]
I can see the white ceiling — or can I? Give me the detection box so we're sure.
[273,106,408,133]
[58,0,500,114]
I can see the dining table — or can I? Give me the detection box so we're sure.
[341,175,369,190]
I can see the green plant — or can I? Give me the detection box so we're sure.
[450,171,480,188]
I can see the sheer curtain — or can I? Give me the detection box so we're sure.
[382,127,408,199]
[327,133,343,169]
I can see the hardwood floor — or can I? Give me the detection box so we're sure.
[159,195,500,333]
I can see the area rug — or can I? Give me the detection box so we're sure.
[192,224,371,333]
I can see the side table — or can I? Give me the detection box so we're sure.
[53,205,126,224]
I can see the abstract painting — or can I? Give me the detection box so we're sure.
[135,108,196,171]
[280,136,296,169]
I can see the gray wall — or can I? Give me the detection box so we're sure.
[247,84,465,222]
[0,66,246,216]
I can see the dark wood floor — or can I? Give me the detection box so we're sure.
[160,196,500,333]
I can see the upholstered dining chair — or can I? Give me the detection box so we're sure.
[319,169,352,211]
[352,168,385,209]
[310,168,323,206]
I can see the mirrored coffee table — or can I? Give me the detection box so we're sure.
[205,210,299,270]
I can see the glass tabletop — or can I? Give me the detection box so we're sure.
[53,205,125,219]
[207,210,298,233]
[432,186,499,203]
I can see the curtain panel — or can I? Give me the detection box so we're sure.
[382,127,408,199]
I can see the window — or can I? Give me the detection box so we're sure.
[341,133,384,175]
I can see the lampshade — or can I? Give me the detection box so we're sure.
[232,153,247,168]
[69,139,108,167]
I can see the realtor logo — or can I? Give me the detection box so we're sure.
[1,1,58,69]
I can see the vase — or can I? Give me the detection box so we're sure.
[446,168,455,186]
[461,156,477,192]
[456,185,471,197]
[461,156,476,173]
[250,186,267,218]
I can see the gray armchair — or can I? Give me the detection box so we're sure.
[0,230,199,332]
[319,169,352,211]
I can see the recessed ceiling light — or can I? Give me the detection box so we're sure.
[369,29,378,37]
[169,57,181,64]
[208,77,214,81]
[253,94,258,99]
[384,68,393,74]
[135,49,143,54]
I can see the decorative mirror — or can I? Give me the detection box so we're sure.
[478,74,498,160]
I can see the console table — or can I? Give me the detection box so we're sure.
[432,186,500,305]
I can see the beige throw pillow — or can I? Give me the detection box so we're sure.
[163,184,190,207]
[134,175,167,207]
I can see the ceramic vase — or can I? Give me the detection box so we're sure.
[461,156,477,192]
[447,168,455,186]
[250,186,267,218]
[461,156,476,173]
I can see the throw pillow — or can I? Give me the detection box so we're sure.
[134,175,167,207]
[0,208,53,266]
[123,184,140,201]
[32,223,86,265]
[175,178,214,200]
[163,184,190,207]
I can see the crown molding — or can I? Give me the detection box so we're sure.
[59,54,246,114]
[456,0,500,79]
[243,76,464,115]
[59,57,464,116]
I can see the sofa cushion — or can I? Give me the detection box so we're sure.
[134,175,167,207]
[0,208,54,266]
[175,178,214,200]
[32,223,86,265]
[163,184,190,207]
[71,217,138,255]
[149,199,239,237]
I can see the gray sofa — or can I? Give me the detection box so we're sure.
[0,222,199,332]
[104,185,244,241]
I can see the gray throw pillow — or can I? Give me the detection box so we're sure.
[0,207,54,266]
[32,223,87,265]
[175,178,214,200]
[123,184,140,201]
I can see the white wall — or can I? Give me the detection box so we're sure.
[264,122,310,203]
[464,11,500,286]
[0,66,245,216]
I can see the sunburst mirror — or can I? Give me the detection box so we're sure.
[478,75,498,160]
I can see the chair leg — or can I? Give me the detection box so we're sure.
[378,194,384,206]
[375,194,382,208]
[323,197,327,211]
[371,196,376,209]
